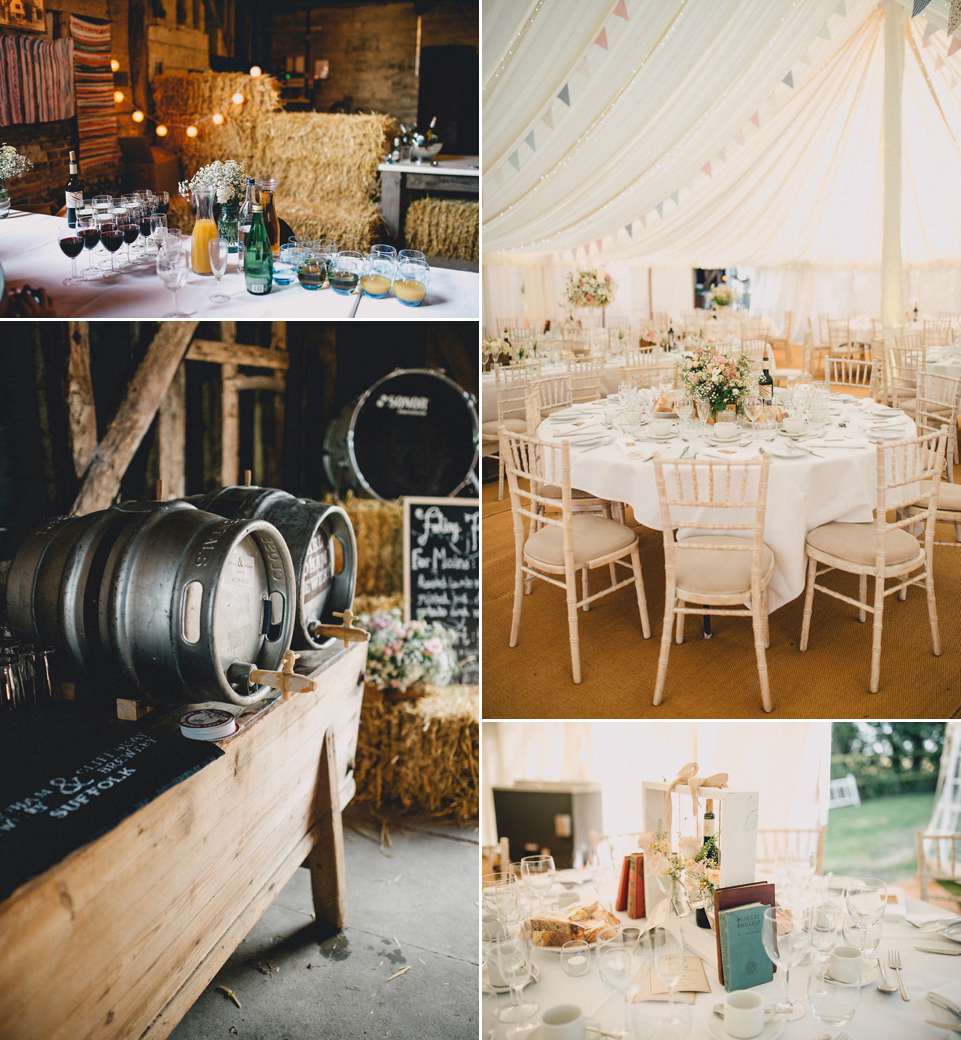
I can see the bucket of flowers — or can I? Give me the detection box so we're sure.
[357,607,459,701]
[679,345,754,422]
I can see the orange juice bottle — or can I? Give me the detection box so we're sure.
[191,187,217,274]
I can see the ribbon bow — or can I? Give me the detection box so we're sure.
[663,763,730,835]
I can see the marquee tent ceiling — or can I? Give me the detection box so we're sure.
[483,0,961,268]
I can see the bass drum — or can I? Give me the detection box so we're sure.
[323,368,478,500]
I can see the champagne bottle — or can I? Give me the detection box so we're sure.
[65,151,83,228]
[238,177,256,250]
[426,115,438,143]
[243,204,273,295]
[668,320,675,351]
[759,352,774,400]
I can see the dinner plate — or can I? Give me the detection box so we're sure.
[867,428,907,441]
[706,1014,783,1040]
[762,440,807,458]
[645,430,677,441]
[568,434,613,448]
[778,429,810,441]
[706,435,752,447]
[481,962,540,994]
[942,921,961,943]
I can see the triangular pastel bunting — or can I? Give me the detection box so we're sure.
[935,52,946,69]
[797,46,811,66]
[749,111,760,128]
[625,223,633,237]
[595,27,608,50]
[913,0,934,14]
[524,130,536,152]
[614,0,629,19]
[508,151,520,171]
[923,19,938,41]
[949,36,961,55]
[717,146,727,163]
[671,190,679,206]
[557,83,571,106]
[950,0,961,34]
[734,129,745,146]
[655,202,664,218]
[836,0,846,16]
[702,161,712,177]
[542,106,554,130]
[577,55,591,79]
[596,238,603,253]
[639,214,646,229]
[818,23,831,40]
[783,71,794,88]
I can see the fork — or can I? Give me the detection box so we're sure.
[888,948,909,1001]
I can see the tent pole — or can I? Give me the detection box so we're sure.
[880,0,905,349]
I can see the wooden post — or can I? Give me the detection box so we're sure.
[65,323,97,479]
[307,728,347,930]
[71,322,199,516]
[158,363,187,499]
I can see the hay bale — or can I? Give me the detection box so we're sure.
[352,684,478,822]
[284,200,386,252]
[404,196,478,262]
[327,494,404,596]
[353,593,404,615]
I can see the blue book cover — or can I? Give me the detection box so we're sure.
[718,902,774,992]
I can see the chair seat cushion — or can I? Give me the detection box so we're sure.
[806,521,920,567]
[482,418,528,435]
[674,536,774,596]
[525,514,635,567]
[536,482,602,501]
[920,479,961,513]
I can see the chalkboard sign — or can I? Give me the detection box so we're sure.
[403,497,479,685]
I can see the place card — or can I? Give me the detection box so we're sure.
[632,955,711,1003]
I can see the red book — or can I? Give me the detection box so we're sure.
[628,852,645,919]
[712,881,777,984]
[615,855,631,912]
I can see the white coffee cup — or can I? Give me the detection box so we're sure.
[540,1004,587,1040]
[722,991,774,1039]
[650,418,673,437]
[829,944,863,983]
[782,417,806,436]
[713,421,740,440]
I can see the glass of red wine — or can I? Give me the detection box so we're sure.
[77,214,101,279]
[99,221,125,280]
[57,224,84,286]
[120,221,141,270]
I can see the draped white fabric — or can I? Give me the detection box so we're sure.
[483,1,961,328]
[482,720,831,846]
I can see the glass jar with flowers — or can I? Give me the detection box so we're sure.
[685,835,722,930]
[679,346,754,423]
[179,159,248,252]
[709,283,736,313]
[0,144,35,219]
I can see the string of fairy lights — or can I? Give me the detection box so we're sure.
[109,58,266,138]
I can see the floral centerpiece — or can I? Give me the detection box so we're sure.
[483,335,536,369]
[563,268,617,308]
[685,833,721,927]
[0,145,35,219]
[179,159,248,246]
[679,345,754,419]
[709,283,736,309]
[357,608,459,695]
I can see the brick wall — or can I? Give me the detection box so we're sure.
[269,0,477,127]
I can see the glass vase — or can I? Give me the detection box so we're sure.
[0,179,9,219]
[669,878,692,918]
[217,199,240,252]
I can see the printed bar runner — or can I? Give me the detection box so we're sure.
[69,14,121,169]
[0,35,75,127]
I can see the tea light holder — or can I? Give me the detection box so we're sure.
[560,939,591,977]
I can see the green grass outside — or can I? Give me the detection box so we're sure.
[824,791,936,881]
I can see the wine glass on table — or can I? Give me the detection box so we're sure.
[694,395,711,432]
[57,224,84,286]
[488,936,538,1036]
[77,214,101,279]
[481,871,519,930]
[843,877,887,956]
[119,219,141,270]
[646,925,686,1009]
[208,238,230,303]
[99,221,124,281]
[761,904,811,1021]
[149,213,168,258]
[520,855,555,915]
[807,966,860,1035]
[157,250,189,318]
[743,394,763,441]
[598,930,644,1038]
[153,190,170,215]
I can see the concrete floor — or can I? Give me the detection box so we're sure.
[169,806,479,1040]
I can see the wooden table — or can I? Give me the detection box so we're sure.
[378,155,480,242]
[0,640,367,1040]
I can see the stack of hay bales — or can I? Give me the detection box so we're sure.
[152,72,394,251]
[404,196,478,263]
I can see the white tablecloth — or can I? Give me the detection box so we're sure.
[0,210,478,320]
[482,876,961,1040]
[538,396,917,611]
[927,348,961,381]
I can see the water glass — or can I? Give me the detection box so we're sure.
[844,877,887,953]
[298,255,327,291]
[370,243,397,261]
[398,248,426,262]
[394,258,430,306]
[207,237,230,303]
[328,250,363,294]
[841,915,881,957]
[761,905,810,1021]
[646,926,685,1007]
[807,968,859,1032]
[360,254,394,298]
[520,855,555,913]
[148,213,168,254]
[810,902,842,957]
[157,251,188,317]
[481,871,519,925]
[488,937,538,1026]
[599,931,645,1038]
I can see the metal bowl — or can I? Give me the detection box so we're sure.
[410,139,444,162]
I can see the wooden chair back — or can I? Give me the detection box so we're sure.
[874,430,948,557]
[825,357,878,397]
[888,334,926,405]
[914,372,961,479]
[566,357,604,403]
[494,363,539,424]
[532,372,573,414]
[756,826,825,874]
[740,338,768,364]
[923,318,954,347]
[619,362,676,389]
[500,428,574,553]
[624,347,662,365]
[917,831,961,901]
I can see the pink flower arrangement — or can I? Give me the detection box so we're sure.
[563,267,616,307]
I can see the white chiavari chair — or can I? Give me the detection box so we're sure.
[566,357,604,403]
[825,357,878,398]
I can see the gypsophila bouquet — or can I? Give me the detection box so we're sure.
[358,608,459,692]
[679,345,754,415]
[179,159,248,205]
[563,268,616,307]
[0,145,34,182]
[709,284,736,308]
[483,337,511,361]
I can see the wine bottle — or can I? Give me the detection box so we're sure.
[667,320,675,351]
[759,352,774,400]
[426,115,438,143]
[243,204,273,295]
[237,177,256,250]
[913,303,919,322]
[65,151,83,228]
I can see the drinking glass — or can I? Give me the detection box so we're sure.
[393,258,430,306]
[77,213,101,278]
[154,190,170,214]
[327,250,363,294]
[99,221,124,280]
[560,939,591,978]
[207,238,230,302]
[807,968,859,1033]
[120,220,141,269]
[481,871,519,926]
[843,877,887,954]
[361,254,394,298]
[298,255,327,291]
[92,194,113,221]
[761,904,811,1020]
[398,248,426,262]
[598,932,642,1037]
[370,243,397,261]
[743,394,763,439]
[810,902,842,959]
[488,937,538,1028]
[159,229,183,258]
[841,915,881,958]
[276,243,302,285]
[57,224,84,285]
[157,251,188,317]
[149,214,168,256]
[694,395,711,430]
[520,855,555,913]
[647,925,685,1008]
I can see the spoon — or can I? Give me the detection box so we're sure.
[875,957,898,993]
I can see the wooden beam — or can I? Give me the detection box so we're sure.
[158,363,187,499]
[269,322,287,351]
[71,323,199,516]
[65,323,97,479]
[307,728,347,930]
[186,341,290,370]
[221,363,240,487]
[224,374,286,394]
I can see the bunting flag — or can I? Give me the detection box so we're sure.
[734,128,745,146]
[922,20,938,44]
[655,202,664,218]
[557,83,570,106]
[836,0,846,16]
[524,130,536,151]
[671,190,679,206]
[613,0,629,19]
[596,238,603,253]
[542,106,554,130]
[818,23,831,40]
[717,146,727,163]
[949,36,961,56]
[576,55,591,79]
[508,151,520,171]
[749,111,760,128]
[783,71,794,88]
[950,0,961,35]
[595,28,609,51]
[702,161,712,177]
[625,223,633,237]
[913,0,934,14]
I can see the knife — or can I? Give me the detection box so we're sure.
[928,994,961,1018]
[915,945,961,955]
[925,1021,961,1034]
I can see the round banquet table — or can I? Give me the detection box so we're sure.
[482,872,961,1040]
[0,210,478,319]
[537,395,918,611]
[927,347,961,381]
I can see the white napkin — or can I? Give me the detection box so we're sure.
[929,979,961,1010]
[908,911,961,928]
[806,436,870,449]
[698,445,756,460]
[552,421,604,435]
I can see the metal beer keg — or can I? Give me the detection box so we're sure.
[322,368,478,500]
[4,501,296,705]
[188,486,357,650]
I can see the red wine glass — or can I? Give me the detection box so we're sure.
[77,214,101,279]
[99,221,124,280]
[57,224,84,286]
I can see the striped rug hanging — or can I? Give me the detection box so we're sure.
[0,36,74,127]
[69,14,121,169]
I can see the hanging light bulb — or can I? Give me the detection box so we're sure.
[132,109,145,123]
[212,113,225,126]
[110,58,120,72]
[156,124,168,137]
[186,125,198,138]
[249,65,262,77]
[232,91,245,105]
[114,90,125,103]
